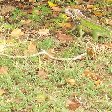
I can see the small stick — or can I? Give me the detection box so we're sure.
[0,49,86,61]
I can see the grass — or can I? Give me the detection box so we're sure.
[0,0,112,112]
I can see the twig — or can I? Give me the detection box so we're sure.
[0,49,86,61]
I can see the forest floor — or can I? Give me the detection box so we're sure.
[0,0,112,112]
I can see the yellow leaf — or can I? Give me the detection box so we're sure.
[61,14,69,20]
[59,22,72,28]
[94,79,102,86]
[48,1,57,7]
[36,93,48,103]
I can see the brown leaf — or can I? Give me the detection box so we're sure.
[86,42,96,59]
[105,19,112,26]
[66,78,76,86]
[42,49,55,60]
[66,99,80,111]
[87,5,94,9]
[51,6,62,12]
[94,79,102,86]
[93,11,103,17]
[27,41,37,54]
[82,68,102,85]
[10,28,24,38]
[82,68,96,79]
[37,69,48,79]
[38,29,50,36]
[0,66,8,74]
[59,22,73,29]
[20,19,32,25]
[0,89,5,96]
[56,31,73,43]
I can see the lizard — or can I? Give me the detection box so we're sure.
[65,8,112,42]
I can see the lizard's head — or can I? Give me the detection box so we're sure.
[65,8,84,19]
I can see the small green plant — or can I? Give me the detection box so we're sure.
[11,8,25,21]
[38,38,54,50]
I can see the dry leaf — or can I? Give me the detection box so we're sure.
[66,78,76,86]
[51,6,62,12]
[27,41,37,54]
[93,11,103,17]
[87,5,94,9]
[105,19,112,26]
[42,49,55,60]
[0,66,8,74]
[37,69,48,79]
[86,42,96,59]
[82,68,102,85]
[0,5,15,15]
[94,79,102,86]
[56,31,73,43]
[0,89,5,96]
[29,0,35,2]
[82,68,95,78]
[10,28,24,38]
[20,19,32,25]
[66,99,80,111]
[48,1,57,7]
[36,93,48,103]
[59,22,72,29]
[38,29,50,36]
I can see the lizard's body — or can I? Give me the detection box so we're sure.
[65,8,112,41]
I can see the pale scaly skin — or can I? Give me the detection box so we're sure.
[65,8,112,41]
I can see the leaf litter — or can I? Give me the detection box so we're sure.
[0,0,112,111]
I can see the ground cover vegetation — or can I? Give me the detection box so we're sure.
[0,0,112,111]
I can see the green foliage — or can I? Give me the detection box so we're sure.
[38,38,54,50]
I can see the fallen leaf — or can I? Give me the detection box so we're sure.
[105,0,112,3]
[56,31,73,43]
[59,22,72,29]
[29,0,35,2]
[105,43,112,49]
[0,89,5,96]
[105,18,112,26]
[48,1,57,7]
[38,29,50,36]
[86,42,96,59]
[51,6,62,12]
[27,41,37,54]
[66,78,76,86]
[42,49,55,60]
[88,0,95,4]
[66,98,80,111]
[0,5,15,15]
[36,93,48,103]
[10,28,24,38]
[82,68,96,79]
[0,66,8,74]
[82,68,102,85]
[93,11,103,17]
[37,69,48,79]
[20,19,32,25]
[87,5,94,9]
[94,79,102,86]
